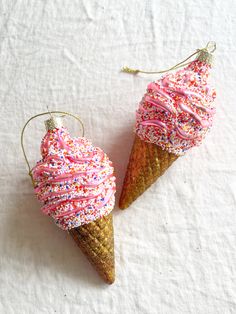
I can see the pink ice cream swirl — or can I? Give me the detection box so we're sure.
[136,60,216,155]
[32,127,116,230]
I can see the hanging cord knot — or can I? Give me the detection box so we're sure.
[121,66,140,74]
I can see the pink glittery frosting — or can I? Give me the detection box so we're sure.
[32,127,116,230]
[136,60,216,155]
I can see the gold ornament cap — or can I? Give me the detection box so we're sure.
[196,50,213,65]
[45,116,63,131]
[195,41,216,65]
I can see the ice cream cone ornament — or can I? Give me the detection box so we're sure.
[21,111,116,284]
[120,42,217,209]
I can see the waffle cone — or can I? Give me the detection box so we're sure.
[69,213,115,284]
[119,134,178,209]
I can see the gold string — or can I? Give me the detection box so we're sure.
[121,41,216,75]
[21,111,85,184]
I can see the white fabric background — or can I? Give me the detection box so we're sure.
[0,0,235,313]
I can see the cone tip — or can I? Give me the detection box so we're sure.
[103,270,115,284]
[119,199,129,210]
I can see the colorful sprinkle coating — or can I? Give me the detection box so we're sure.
[32,127,116,230]
[136,60,216,155]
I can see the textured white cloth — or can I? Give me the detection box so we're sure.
[0,1,236,313]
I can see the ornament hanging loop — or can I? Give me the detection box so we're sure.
[205,41,216,53]
[21,111,85,184]
[122,41,216,75]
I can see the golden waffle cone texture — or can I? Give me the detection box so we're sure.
[119,134,178,209]
[69,213,115,284]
